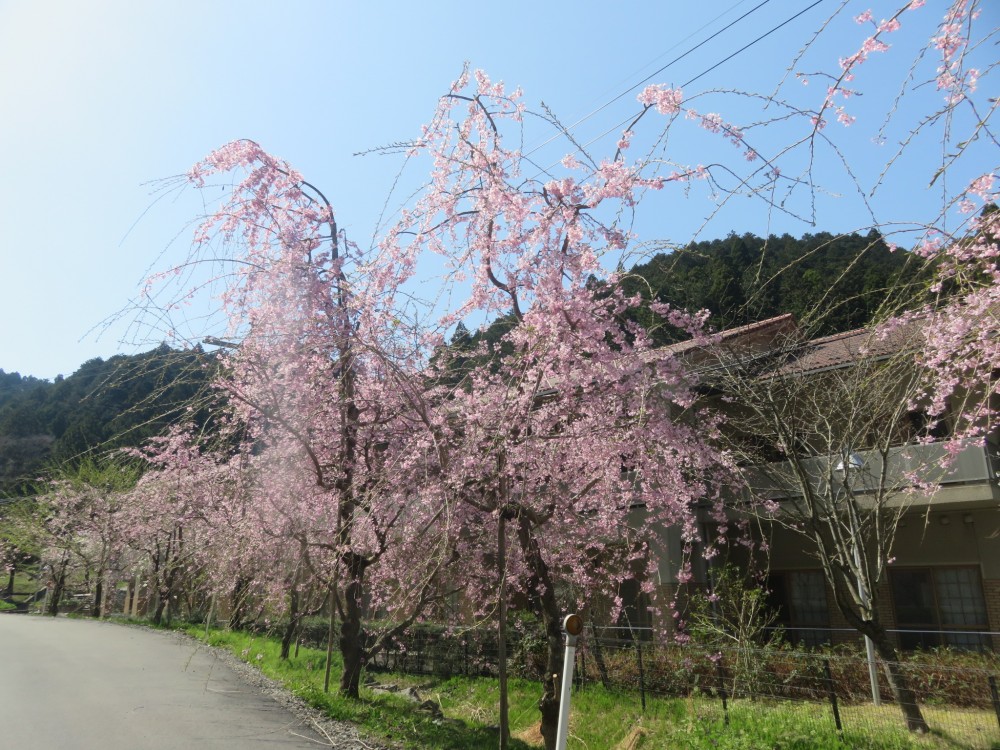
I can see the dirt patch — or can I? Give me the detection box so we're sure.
[614,724,649,750]
[514,722,544,746]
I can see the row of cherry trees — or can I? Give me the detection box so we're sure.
[134,69,734,748]
[149,5,997,743]
[5,4,994,744]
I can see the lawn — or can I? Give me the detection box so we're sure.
[180,624,1000,750]
[1,571,43,610]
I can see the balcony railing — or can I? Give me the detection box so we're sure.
[745,438,1000,500]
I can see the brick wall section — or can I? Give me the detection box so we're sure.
[984,578,1000,652]
[875,580,898,636]
[822,575,999,652]
[652,575,1000,651]
[822,579,898,650]
[825,584,855,647]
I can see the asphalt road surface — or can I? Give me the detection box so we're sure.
[0,615,333,749]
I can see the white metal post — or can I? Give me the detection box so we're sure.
[555,614,583,750]
[852,521,882,706]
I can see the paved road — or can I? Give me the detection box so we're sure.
[0,615,330,749]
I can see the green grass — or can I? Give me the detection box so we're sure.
[11,571,39,593]
[432,678,998,750]
[2,572,41,610]
[4,571,40,599]
[182,626,532,749]
[177,625,999,750]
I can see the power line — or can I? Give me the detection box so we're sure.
[523,0,774,160]
[568,0,827,162]
[681,0,825,89]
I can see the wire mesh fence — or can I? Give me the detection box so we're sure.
[576,630,1000,745]
[353,623,1000,747]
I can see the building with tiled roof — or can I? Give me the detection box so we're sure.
[636,313,1000,654]
[699,314,1000,652]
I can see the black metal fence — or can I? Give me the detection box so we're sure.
[355,623,1000,747]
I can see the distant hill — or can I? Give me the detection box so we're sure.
[433,230,932,390]
[1,231,934,495]
[619,230,931,344]
[0,345,217,497]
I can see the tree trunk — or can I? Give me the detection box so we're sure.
[324,585,336,693]
[92,577,103,618]
[516,515,564,750]
[829,559,930,734]
[338,553,368,698]
[152,593,167,626]
[47,569,67,617]
[230,576,250,630]
[339,618,364,698]
[869,626,929,733]
[47,555,70,617]
[159,567,177,626]
[4,564,14,596]
[149,583,161,624]
[280,585,300,660]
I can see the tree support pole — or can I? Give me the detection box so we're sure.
[555,614,583,750]
[850,510,881,706]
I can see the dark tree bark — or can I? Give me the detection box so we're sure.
[152,594,167,626]
[92,577,103,618]
[280,585,300,660]
[516,513,564,750]
[46,555,69,617]
[229,576,251,630]
[822,545,929,733]
[338,552,368,698]
[868,624,929,733]
[324,584,336,693]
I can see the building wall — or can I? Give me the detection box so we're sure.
[761,504,1000,650]
[984,579,1000,651]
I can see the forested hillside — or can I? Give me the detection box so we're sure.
[458,230,930,354]
[0,346,216,497]
[620,230,930,343]
[0,230,930,496]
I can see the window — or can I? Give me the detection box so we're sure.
[615,578,651,636]
[890,567,990,651]
[906,410,951,441]
[767,570,831,647]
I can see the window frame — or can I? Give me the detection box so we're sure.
[889,564,990,651]
[767,568,832,647]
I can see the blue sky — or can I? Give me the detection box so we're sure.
[1,1,995,379]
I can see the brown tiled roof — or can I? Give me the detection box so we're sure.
[652,313,799,363]
[645,313,925,379]
[769,316,924,376]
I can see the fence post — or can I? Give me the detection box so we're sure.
[590,617,611,689]
[715,657,729,726]
[823,659,843,733]
[989,675,1000,733]
[636,638,647,712]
